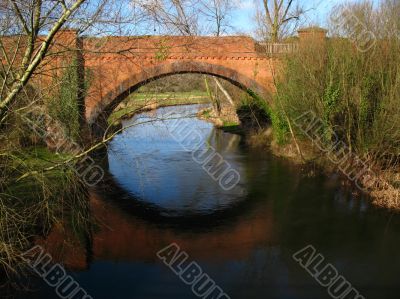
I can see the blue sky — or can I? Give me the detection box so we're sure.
[230,0,379,35]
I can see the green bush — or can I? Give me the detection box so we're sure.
[275,32,400,164]
[48,59,83,141]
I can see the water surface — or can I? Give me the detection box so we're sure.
[9,104,400,299]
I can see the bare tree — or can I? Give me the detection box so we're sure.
[255,0,304,42]
[330,1,375,37]
[200,0,236,107]
[199,0,234,36]
[0,0,143,125]
[133,0,236,109]
[132,0,199,35]
[0,0,88,123]
[132,0,239,36]
[380,0,400,39]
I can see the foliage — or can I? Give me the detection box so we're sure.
[47,60,87,141]
[274,1,400,167]
[155,40,170,61]
[0,145,88,275]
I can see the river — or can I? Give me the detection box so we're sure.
[7,104,400,299]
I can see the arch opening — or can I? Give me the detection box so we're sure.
[88,61,273,136]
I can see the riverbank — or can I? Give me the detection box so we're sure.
[244,125,400,211]
[0,145,88,276]
[197,106,243,135]
[241,23,400,211]
[108,92,210,125]
[197,90,400,212]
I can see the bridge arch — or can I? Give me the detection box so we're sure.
[88,60,273,134]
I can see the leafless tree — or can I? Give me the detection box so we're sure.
[199,0,235,36]
[0,0,142,125]
[379,0,400,39]
[255,0,304,42]
[329,1,375,38]
[199,0,236,106]
[132,0,200,35]
[0,0,85,123]
[132,0,237,108]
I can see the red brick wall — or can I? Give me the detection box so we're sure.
[81,36,277,125]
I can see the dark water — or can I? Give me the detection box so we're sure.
[8,104,400,299]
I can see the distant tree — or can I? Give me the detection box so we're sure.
[199,0,235,36]
[255,0,304,42]
[132,0,238,36]
[380,0,400,39]
[133,0,237,107]
[132,0,199,35]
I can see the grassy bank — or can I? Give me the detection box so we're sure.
[0,133,89,276]
[109,91,210,124]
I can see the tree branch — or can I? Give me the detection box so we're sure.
[0,0,86,123]
[10,0,30,34]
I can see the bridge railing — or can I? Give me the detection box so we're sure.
[256,42,299,55]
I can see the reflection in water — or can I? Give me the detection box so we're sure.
[8,104,400,299]
[107,105,247,216]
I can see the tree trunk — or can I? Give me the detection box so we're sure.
[213,77,235,106]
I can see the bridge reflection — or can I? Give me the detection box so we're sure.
[36,186,276,271]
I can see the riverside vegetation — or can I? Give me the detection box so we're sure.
[0,61,90,279]
[252,1,400,209]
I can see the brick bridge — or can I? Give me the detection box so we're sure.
[50,28,326,134]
